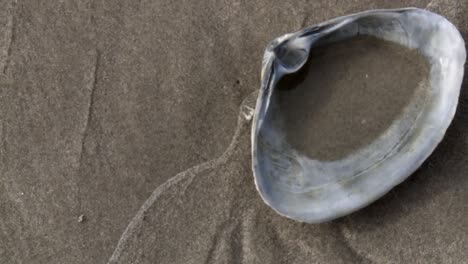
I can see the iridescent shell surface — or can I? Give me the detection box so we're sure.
[251,8,466,223]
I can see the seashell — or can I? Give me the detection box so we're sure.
[251,8,466,223]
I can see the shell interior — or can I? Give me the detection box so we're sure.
[252,8,466,223]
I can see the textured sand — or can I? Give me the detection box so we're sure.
[277,35,430,160]
[0,1,467,264]
[107,94,369,264]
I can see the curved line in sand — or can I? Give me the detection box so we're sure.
[107,93,256,263]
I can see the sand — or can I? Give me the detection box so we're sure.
[107,94,367,264]
[1,1,467,264]
[277,35,430,160]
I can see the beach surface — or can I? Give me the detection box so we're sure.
[0,1,467,263]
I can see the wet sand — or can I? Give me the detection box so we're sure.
[276,35,430,160]
[1,1,468,264]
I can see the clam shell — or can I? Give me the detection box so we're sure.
[251,8,466,223]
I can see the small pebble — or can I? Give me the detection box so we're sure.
[78,214,86,223]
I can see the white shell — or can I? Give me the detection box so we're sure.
[251,8,466,223]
